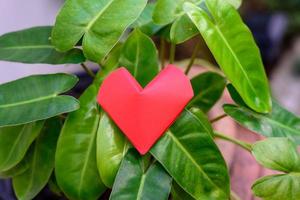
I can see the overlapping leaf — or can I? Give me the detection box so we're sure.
[0,73,79,127]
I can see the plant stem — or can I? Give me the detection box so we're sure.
[185,41,200,75]
[210,113,228,123]
[160,38,166,69]
[169,43,176,64]
[80,63,95,78]
[230,191,242,200]
[214,131,252,152]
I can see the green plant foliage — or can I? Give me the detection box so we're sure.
[188,72,226,113]
[0,27,85,64]
[151,110,230,200]
[97,112,129,188]
[0,153,30,179]
[171,182,195,200]
[224,102,300,144]
[184,0,271,113]
[0,73,79,127]
[52,0,147,62]
[119,29,159,87]
[0,121,44,171]
[12,118,61,200]
[110,149,172,200]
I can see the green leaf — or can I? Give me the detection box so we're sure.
[252,138,300,172]
[0,73,79,127]
[223,102,300,144]
[151,110,230,200]
[226,84,248,107]
[0,121,44,171]
[12,118,61,200]
[226,0,242,8]
[55,84,106,200]
[52,0,147,62]
[252,173,300,200]
[188,72,226,113]
[184,0,271,113]
[97,112,129,188]
[119,29,159,87]
[171,182,195,200]
[110,149,172,200]
[0,27,85,64]
[0,155,30,179]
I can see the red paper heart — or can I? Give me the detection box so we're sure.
[97,65,194,154]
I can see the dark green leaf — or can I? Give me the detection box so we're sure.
[12,118,61,200]
[120,29,159,87]
[0,156,30,179]
[171,182,195,200]
[0,73,79,127]
[110,149,172,200]
[52,0,147,62]
[0,121,44,171]
[226,84,248,107]
[189,107,214,136]
[223,102,300,144]
[188,72,226,113]
[151,110,230,200]
[184,0,271,113]
[252,138,300,172]
[0,27,85,64]
[252,174,300,200]
[97,112,129,188]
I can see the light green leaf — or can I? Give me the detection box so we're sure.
[188,72,226,113]
[0,27,85,64]
[151,110,230,200]
[0,121,44,171]
[0,73,79,127]
[52,0,147,62]
[252,174,300,200]
[252,138,300,172]
[13,118,61,200]
[97,112,129,188]
[223,102,300,144]
[120,29,159,87]
[110,149,172,200]
[184,0,271,113]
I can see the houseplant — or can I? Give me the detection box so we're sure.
[0,0,300,199]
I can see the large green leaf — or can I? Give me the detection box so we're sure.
[97,112,129,188]
[252,174,300,200]
[0,73,79,127]
[188,72,226,113]
[119,29,159,87]
[110,149,172,200]
[151,110,230,200]
[13,118,61,200]
[52,0,147,62]
[252,138,300,172]
[184,0,271,113]
[223,102,300,144]
[171,182,195,200]
[0,121,44,171]
[0,27,85,64]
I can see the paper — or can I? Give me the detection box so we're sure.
[97,65,194,154]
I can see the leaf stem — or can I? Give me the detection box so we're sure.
[80,63,95,78]
[210,113,228,123]
[169,43,176,64]
[214,131,252,152]
[160,38,166,69]
[185,41,200,75]
[230,191,242,200]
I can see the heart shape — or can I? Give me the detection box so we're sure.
[97,65,194,154]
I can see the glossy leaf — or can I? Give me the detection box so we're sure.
[97,112,129,188]
[151,110,230,200]
[252,174,300,200]
[188,72,226,113]
[0,27,85,64]
[171,182,195,200]
[119,29,159,87]
[55,84,106,200]
[223,102,300,144]
[110,149,172,200]
[226,84,248,107]
[252,138,300,172]
[0,73,79,127]
[0,155,30,179]
[189,107,214,136]
[184,0,271,113]
[13,118,61,200]
[52,0,147,62]
[0,121,44,171]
